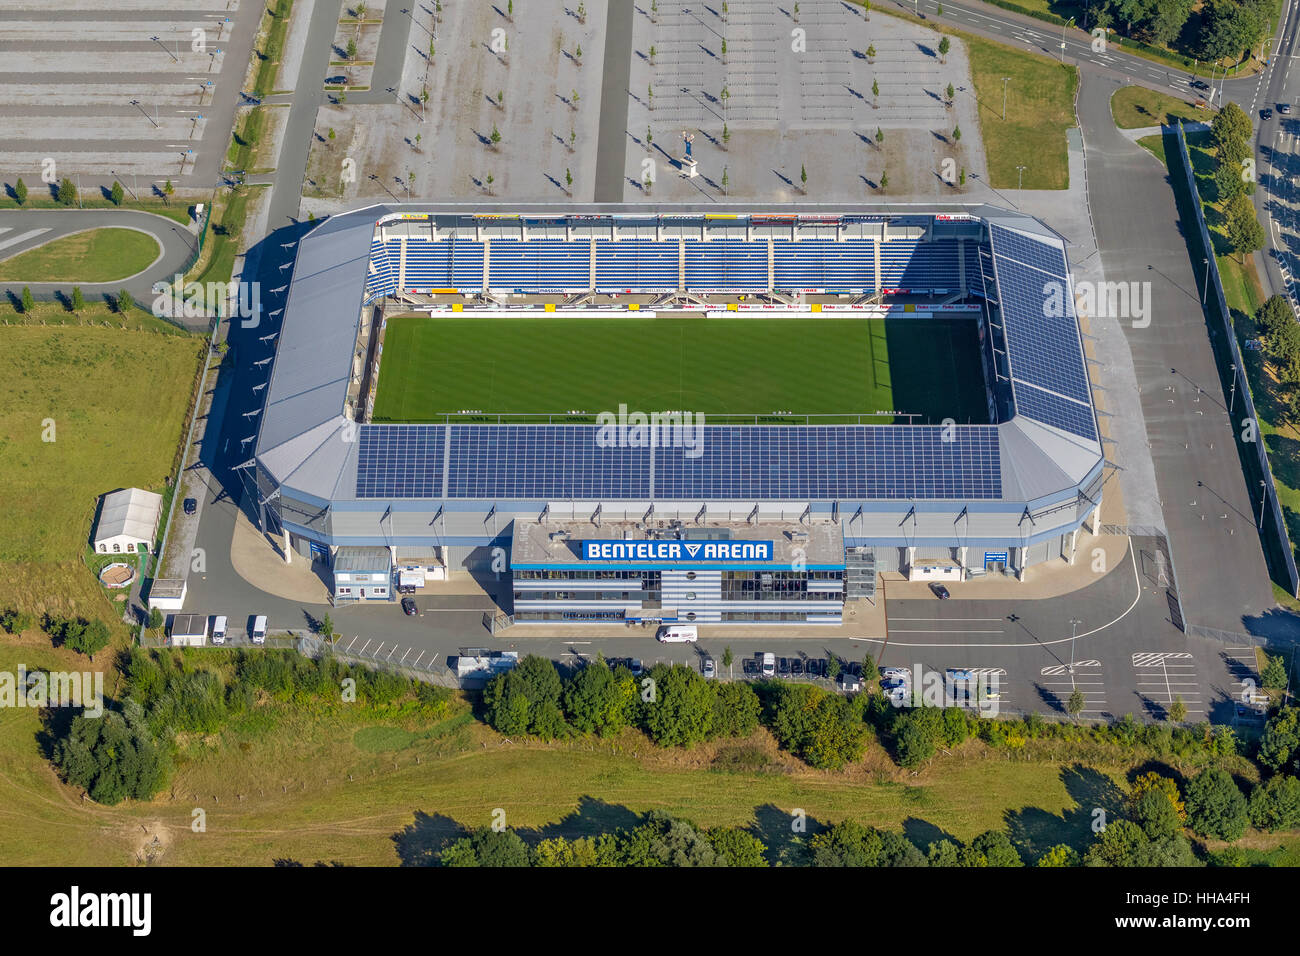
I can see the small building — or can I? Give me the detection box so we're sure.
[169,613,208,647]
[94,487,163,556]
[146,578,187,611]
[333,546,392,602]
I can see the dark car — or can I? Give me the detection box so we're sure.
[1262,107,1274,120]
[791,658,804,676]
[930,582,951,599]
[742,658,758,676]
[777,656,791,675]
[1190,78,1209,90]
[815,658,830,677]
[401,597,417,616]
[183,497,197,516]
[805,658,821,678]
[397,583,416,594]
[325,75,347,85]
[849,661,863,678]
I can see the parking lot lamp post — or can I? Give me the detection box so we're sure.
[1016,165,1026,190]
[1068,618,1081,676]
[1202,257,1209,303]
[1259,480,1267,529]
[1229,364,1237,415]
[1059,17,1073,63]
[1001,77,1010,120]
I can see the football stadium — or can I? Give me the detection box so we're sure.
[251,203,1105,625]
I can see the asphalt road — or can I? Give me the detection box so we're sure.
[0,207,202,318]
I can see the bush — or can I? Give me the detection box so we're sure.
[0,608,36,634]
[1184,767,1248,842]
[53,700,171,804]
[1248,775,1300,831]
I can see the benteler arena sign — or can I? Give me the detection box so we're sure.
[581,540,775,562]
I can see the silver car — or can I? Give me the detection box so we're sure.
[702,657,716,679]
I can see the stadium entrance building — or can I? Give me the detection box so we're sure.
[511,519,846,624]
[250,202,1105,623]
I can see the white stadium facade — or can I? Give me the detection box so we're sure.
[249,203,1105,624]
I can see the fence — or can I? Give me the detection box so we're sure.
[1172,122,1300,598]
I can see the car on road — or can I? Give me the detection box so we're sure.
[702,657,716,679]
[183,497,197,516]
[1262,107,1274,120]
[929,582,951,599]
[401,597,417,616]
[1190,79,1209,90]
[656,624,698,643]
[1281,102,1293,114]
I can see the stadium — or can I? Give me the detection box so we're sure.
[251,203,1105,625]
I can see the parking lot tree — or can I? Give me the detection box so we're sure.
[490,124,501,149]
[576,43,583,63]
[164,179,174,199]
[577,0,587,23]
[859,655,878,681]
[722,122,731,147]
[346,37,357,60]
[946,82,954,106]
[318,612,334,638]
[866,43,876,63]
[879,170,888,192]
[1249,774,1300,831]
[565,167,574,192]
[485,172,494,194]
[938,36,950,63]
[649,43,656,63]
[952,124,961,142]
[722,646,734,677]
[826,655,841,679]
[863,0,870,18]
[1168,695,1187,723]
[1185,766,1248,842]
[959,167,966,186]
[875,126,884,145]
[20,286,34,314]
[1257,294,1293,338]
[13,177,27,205]
[1261,653,1288,689]
[110,180,124,206]
[1036,844,1081,867]
[571,88,579,110]
[872,78,879,106]
[57,177,76,206]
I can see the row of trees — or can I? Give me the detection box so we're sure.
[11,287,124,315]
[9,177,172,207]
[52,649,454,805]
[1080,0,1271,65]
[1210,103,1265,262]
[1255,295,1300,385]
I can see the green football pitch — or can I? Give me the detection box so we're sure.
[370,315,990,425]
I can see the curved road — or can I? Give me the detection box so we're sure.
[0,207,200,319]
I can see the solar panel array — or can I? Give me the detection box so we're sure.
[354,425,1002,500]
[356,425,445,498]
[987,223,1097,441]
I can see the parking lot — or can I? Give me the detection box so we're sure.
[0,0,262,191]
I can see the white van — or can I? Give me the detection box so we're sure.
[211,615,227,645]
[251,615,267,645]
[656,625,699,644]
[760,652,776,678]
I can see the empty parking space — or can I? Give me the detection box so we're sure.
[1131,650,1205,719]
[1036,659,1107,719]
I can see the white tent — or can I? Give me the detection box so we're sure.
[94,488,163,555]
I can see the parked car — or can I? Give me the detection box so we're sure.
[760,652,776,678]
[251,615,267,645]
[742,658,758,676]
[790,658,804,676]
[813,658,830,677]
[848,661,863,678]
[401,597,417,616]
[397,583,416,594]
[777,656,791,675]
[930,582,951,599]
[325,75,347,85]
[881,667,910,681]
[629,659,644,677]
[656,625,698,643]
[183,497,197,516]
[211,615,227,645]
[702,657,716,679]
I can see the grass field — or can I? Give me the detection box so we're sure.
[0,326,203,620]
[371,316,990,425]
[1110,86,1209,130]
[0,228,161,283]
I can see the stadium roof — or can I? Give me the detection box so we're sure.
[256,203,1101,514]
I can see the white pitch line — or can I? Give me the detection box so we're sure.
[890,629,1005,634]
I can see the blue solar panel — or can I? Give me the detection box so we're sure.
[989,223,1067,276]
[1011,384,1097,441]
[993,255,1091,403]
[654,426,1002,499]
[445,425,651,499]
[356,425,445,498]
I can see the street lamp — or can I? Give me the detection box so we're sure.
[1001,76,1010,121]
[1068,618,1082,675]
[1259,480,1267,529]
[1202,257,1209,304]
[1229,363,1237,415]
[1059,17,1073,63]
[1016,164,1027,191]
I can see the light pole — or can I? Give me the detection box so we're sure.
[1016,164,1027,191]
[1001,76,1010,121]
[1059,17,1073,63]
[1202,256,1209,304]
[1259,479,1267,529]
[1229,363,1237,415]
